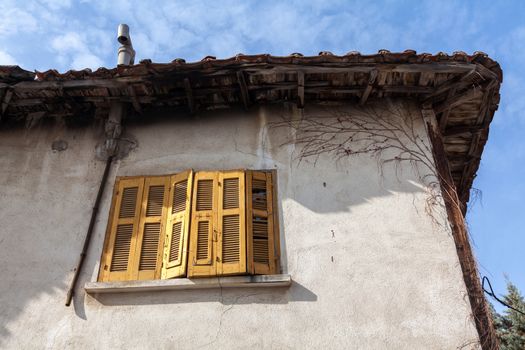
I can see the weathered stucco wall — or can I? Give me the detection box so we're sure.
[0,100,480,349]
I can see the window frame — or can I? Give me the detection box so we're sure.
[97,169,280,283]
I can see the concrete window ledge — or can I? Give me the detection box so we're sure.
[85,274,292,294]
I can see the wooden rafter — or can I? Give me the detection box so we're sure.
[184,78,195,114]
[433,87,482,114]
[423,68,478,104]
[297,71,305,108]
[359,69,378,105]
[438,86,457,131]
[126,85,142,113]
[0,58,501,212]
[0,88,13,119]
[236,71,250,110]
[418,72,434,86]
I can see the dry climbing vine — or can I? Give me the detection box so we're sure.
[270,101,444,222]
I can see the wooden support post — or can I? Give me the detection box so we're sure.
[359,69,377,106]
[126,85,142,113]
[457,131,482,203]
[1,89,13,118]
[433,87,480,114]
[297,71,305,109]
[476,81,497,125]
[425,69,477,103]
[442,125,479,137]
[236,71,250,110]
[424,107,498,350]
[438,86,457,131]
[184,78,195,114]
[418,72,434,86]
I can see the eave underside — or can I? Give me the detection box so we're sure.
[0,51,502,211]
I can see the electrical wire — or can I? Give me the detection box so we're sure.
[482,276,525,316]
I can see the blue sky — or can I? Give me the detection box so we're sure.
[1,0,523,308]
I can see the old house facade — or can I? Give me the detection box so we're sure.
[0,48,501,348]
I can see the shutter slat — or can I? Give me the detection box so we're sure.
[169,222,182,262]
[196,180,213,211]
[146,185,165,217]
[110,224,133,271]
[253,239,269,264]
[172,180,188,214]
[252,217,268,238]
[223,178,239,209]
[119,187,138,218]
[139,223,161,270]
[196,221,210,260]
[222,215,240,263]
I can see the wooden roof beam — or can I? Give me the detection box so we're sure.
[443,125,482,137]
[184,78,195,114]
[297,71,305,109]
[359,69,378,106]
[236,71,250,110]
[457,130,482,204]
[476,80,498,125]
[126,86,142,113]
[439,86,457,131]
[433,87,481,114]
[418,72,434,86]
[0,88,13,120]
[423,68,477,104]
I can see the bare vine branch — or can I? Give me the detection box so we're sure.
[270,101,444,223]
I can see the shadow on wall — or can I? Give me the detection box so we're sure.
[0,99,439,346]
[119,100,434,216]
[87,281,317,307]
[0,122,104,346]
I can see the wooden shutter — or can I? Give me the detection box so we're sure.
[187,172,217,277]
[246,171,278,274]
[161,170,193,279]
[99,178,144,282]
[133,176,170,280]
[217,171,247,275]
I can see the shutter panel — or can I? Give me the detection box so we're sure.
[217,171,247,275]
[133,176,170,280]
[99,178,144,282]
[246,171,278,274]
[161,170,193,279]
[187,172,217,277]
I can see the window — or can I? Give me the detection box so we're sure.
[98,170,280,282]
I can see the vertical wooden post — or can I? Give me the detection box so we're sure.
[423,107,498,350]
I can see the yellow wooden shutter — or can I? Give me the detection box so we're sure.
[187,171,217,277]
[246,171,278,274]
[132,176,170,280]
[217,171,247,275]
[99,177,144,282]
[161,170,193,279]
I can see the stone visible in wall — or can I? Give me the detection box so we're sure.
[51,140,68,152]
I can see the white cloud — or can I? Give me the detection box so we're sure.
[71,53,104,70]
[0,6,38,36]
[40,0,72,11]
[50,31,104,69]
[51,32,87,53]
[0,50,16,65]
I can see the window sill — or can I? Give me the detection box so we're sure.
[85,274,292,294]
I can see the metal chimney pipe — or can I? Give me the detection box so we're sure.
[117,24,135,65]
